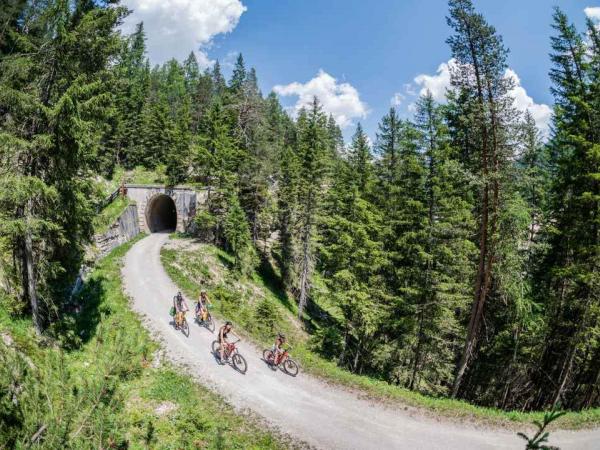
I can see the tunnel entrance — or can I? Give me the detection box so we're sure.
[146,194,177,232]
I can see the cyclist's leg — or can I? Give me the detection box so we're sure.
[219,339,225,362]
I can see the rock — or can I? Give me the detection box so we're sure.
[1,332,14,347]
[154,401,177,416]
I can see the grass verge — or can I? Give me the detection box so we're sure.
[160,236,600,431]
[93,195,132,235]
[0,236,290,449]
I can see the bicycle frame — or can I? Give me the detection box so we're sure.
[274,350,289,366]
[223,341,239,358]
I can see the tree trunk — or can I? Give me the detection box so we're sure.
[452,21,498,398]
[552,342,576,408]
[297,221,311,319]
[353,337,362,373]
[24,202,41,335]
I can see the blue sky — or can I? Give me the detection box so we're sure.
[121,0,599,141]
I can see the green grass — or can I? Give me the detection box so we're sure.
[160,237,600,431]
[161,241,305,349]
[93,195,132,235]
[0,236,291,449]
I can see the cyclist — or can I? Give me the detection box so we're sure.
[195,290,212,321]
[272,333,286,365]
[217,321,239,364]
[173,291,189,329]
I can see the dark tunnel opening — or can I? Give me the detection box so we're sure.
[146,194,177,232]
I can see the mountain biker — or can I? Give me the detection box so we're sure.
[173,291,189,329]
[272,333,286,365]
[218,321,239,364]
[195,290,212,321]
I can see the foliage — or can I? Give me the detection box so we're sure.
[517,410,566,449]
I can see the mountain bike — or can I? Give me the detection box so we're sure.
[195,304,215,332]
[172,311,189,337]
[212,339,247,374]
[263,347,299,377]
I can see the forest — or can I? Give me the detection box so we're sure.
[1,0,599,416]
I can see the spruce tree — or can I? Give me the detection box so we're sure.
[405,92,475,394]
[295,98,330,318]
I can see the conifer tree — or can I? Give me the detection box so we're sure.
[295,98,330,318]
[211,60,227,98]
[0,0,127,332]
[319,123,384,373]
[446,0,521,396]
[229,53,247,93]
[533,8,600,409]
[405,92,476,393]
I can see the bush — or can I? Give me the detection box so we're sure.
[254,297,281,336]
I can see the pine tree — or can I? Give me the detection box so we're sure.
[446,0,522,397]
[211,60,227,98]
[295,98,330,318]
[326,114,344,155]
[223,192,257,274]
[374,107,402,190]
[348,123,372,193]
[319,124,385,373]
[107,21,150,172]
[405,93,476,394]
[229,53,247,93]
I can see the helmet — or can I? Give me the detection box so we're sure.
[278,333,286,340]
[225,321,232,326]
[176,291,182,299]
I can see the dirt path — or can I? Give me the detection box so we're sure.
[122,233,599,450]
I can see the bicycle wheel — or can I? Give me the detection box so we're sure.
[181,317,189,337]
[232,353,247,374]
[262,349,274,365]
[205,313,215,333]
[283,358,299,377]
[211,340,221,355]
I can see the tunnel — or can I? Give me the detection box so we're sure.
[146,194,177,232]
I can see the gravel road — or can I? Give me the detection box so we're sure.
[121,233,599,450]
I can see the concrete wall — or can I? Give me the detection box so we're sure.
[125,184,208,233]
[94,204,140,257]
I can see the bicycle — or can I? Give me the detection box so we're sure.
[212,339,247,374]
[173,311,189,337]
[263,347,299,377]
[195,304,215,333]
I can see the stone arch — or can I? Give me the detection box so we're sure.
[145,193,177,232]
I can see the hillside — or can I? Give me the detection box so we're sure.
[0,239,293,449]
[160,235,600,431]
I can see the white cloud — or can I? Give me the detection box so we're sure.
[404,83,417,96]
[273,70,369,128]
[121,0,247,66]
[505,69,552,138]
[412,59,551,137]
[584,6,600,21]
[390,92,405,106]
[413,59,456,102]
